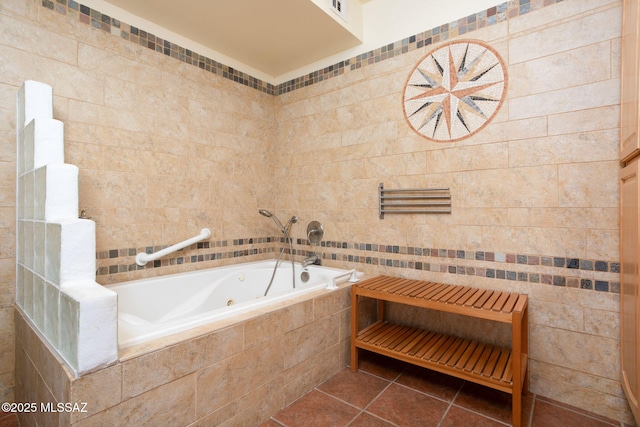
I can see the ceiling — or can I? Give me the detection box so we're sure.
[102,0,364,79]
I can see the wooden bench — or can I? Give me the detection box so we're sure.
[350,275,529,427]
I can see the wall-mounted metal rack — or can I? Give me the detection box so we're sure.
[378,183,451,219]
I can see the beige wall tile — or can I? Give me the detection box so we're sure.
[529,299,584,331]
[509,79,620,120]
[369,69,411,99]
[509,130,618,168]
[0,13,77,66]
[318,80,372,112]
[282,343,341,405]
[15,345,61,427]
[284,314,339,370]
[427,142,508,173]
[0,371,13,404]
[530,323,619,380]
[548,105,619,136]
[363,151,425,179]
[558,161,619,208]
[462,166,558,208]
[509,0,620,36]
[79,170,147,209]
[74,374,196,427]
[196,337,283,417]
[413,224,484,251]
[69,363,122,423]
[78,43,162,87]
[122,324,243,399]
[194,376,284,427]
[243,300,314,349]
[507,207,618,230]
[509,41,613,98]
[509,4,622,64]
[529,359,633,424]
[612,35,622,81]
[584,307,620,340]
[481,225,586,258]
[313,287,350,321]
[343,121,398,147]
[586,228,619,260]
[0,307,14,374]
[0,0,39,18]
[0,44,102,104]
[529,283,619,312]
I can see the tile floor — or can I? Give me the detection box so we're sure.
[0,412,19,427]
[0,351,630,427]
[261,352,630,427]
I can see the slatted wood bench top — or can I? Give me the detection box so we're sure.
[351,275,529,427]
[353,275,528,323]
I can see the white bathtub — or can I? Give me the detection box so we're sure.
[106,260,361,348]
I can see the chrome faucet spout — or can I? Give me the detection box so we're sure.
[302,254,320,268]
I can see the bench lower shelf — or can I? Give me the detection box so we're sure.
[354,320,527,395]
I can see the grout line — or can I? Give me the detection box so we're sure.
[448,381,513,427]
[313,369,399,426]
[435,386,461,427]
[534,396,622,426]
[360,410,402,427]
[358,379,400,427]
[446,402,512,427]
[311,387,390,426]
[528,394,536,427]
[265,416,287,427]
[388,380,455,406]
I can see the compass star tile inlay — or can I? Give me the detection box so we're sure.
[403,40,507,142]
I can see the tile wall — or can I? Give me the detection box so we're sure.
[0,0,630,423]
[273,0,626,422]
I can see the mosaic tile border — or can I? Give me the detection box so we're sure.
[98,237,619,294]
[42,0,276,94]
[96,237,276,275]
[41,0,561,96]
[311,241,619,293]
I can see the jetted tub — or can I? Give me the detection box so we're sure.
[107,260,362,348]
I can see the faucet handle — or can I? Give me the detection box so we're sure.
[307,221,324,244]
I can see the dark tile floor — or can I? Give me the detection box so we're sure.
[0,412,19,427]
[0,352,628,427]
[262,352,627,427]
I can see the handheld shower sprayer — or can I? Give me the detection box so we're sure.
[284,216,298,235]
[258,209,298,295]
[258,209,297,236]
[259,209,286,234]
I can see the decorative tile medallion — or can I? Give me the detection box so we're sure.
[402,40,507,142]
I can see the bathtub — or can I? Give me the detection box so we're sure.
[106,260,362,348]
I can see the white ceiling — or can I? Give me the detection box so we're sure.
[101,0,364,79]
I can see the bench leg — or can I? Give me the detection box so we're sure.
[350,289,359,372]
[511,305,528,427]
[512,388,522,427]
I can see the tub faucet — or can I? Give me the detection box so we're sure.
[303,254,320,268]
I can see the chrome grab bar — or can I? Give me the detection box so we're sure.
[135,228,211,266]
